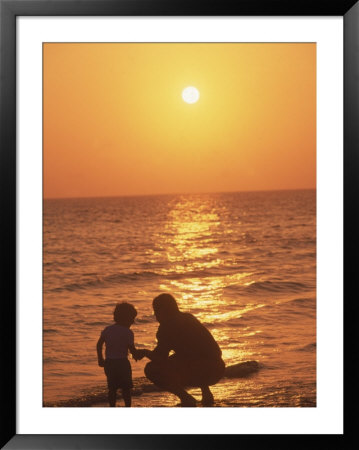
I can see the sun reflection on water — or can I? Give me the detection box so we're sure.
[153,197,261,367]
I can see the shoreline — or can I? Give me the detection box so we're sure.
[43,360,315,408]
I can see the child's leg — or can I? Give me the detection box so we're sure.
[122,388,131,407]
[108,388,117,407]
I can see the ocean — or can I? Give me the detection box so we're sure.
[43,189,316,407]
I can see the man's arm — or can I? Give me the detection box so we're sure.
[135,342,170,363]
[96,335,105,367]
[150,342,171,361]
[133,325,172,362]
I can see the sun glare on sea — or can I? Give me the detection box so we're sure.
[182,86,200,104]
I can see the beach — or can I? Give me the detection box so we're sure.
[43,189,316,407]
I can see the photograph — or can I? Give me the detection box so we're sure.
[2,0,356,445]
[43,42,316,408]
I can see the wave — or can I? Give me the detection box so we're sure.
[83,321,109,326]
[226,280,311,295]
[49,271,160,293]
[48,268,240,293]
[47,265,313,297]
[223,360,260,378]
[286,297,315,305]
[44,361,260,407]
[297,342,316,352]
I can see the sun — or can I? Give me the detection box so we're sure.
[182,86,200,104]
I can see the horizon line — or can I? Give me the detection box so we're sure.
[44,187,316,201]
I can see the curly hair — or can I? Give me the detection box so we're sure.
[113,302,137,326]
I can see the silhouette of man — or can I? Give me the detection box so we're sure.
[138,293,225,406]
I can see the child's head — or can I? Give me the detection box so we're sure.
[113,302,137,327]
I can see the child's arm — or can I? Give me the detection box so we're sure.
[129,345,156,362]
[129,344,141,361]
[96,335,105,367]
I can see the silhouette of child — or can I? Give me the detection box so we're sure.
[97,302,140,407]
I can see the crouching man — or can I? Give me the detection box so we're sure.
[137,293,225,407]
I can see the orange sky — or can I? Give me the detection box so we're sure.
[44,43,316,198]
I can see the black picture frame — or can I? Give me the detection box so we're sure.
[1,0,357,448]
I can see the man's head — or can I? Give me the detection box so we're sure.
[113,302,137,327]
[152,293,180,323]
